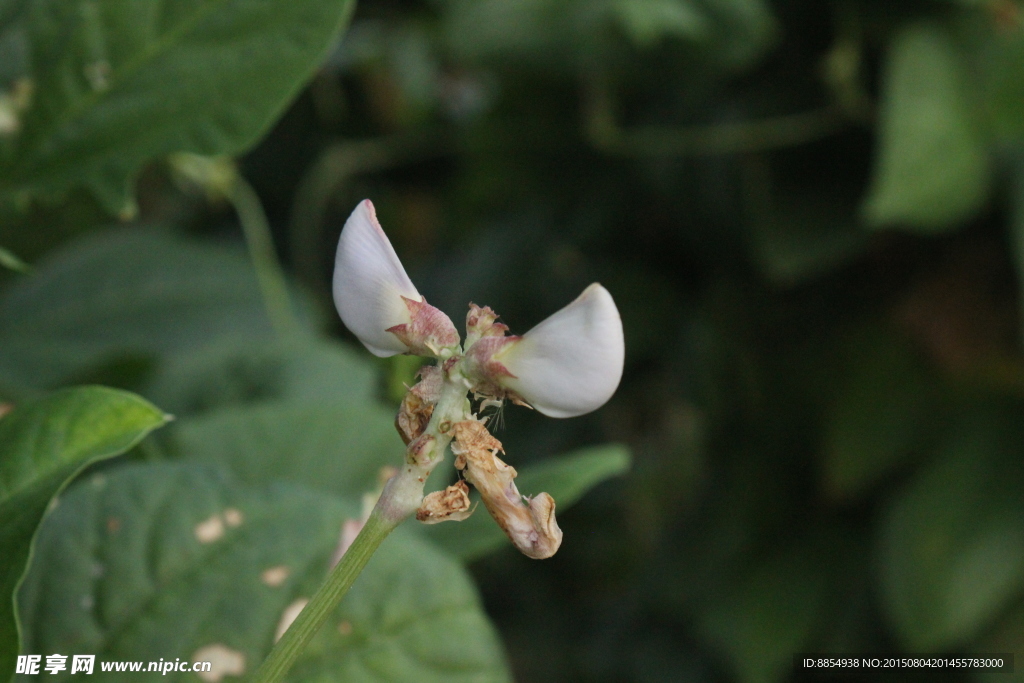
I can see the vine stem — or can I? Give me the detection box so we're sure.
[229,175,302,337]
[251,503,399,683]
[252,363,469,683]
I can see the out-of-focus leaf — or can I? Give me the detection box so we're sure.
[611,0,709,47]
[746,171,868,285]
[0,246,27,272]
[863,23,990,232]
[17,462,511,682]
[1009,156,1024,344]
[749,215,866,286]
[146,336,378,417]
[442,0,775,71]
[877,402,1024,651]
[0,387,167,681]
[973,600,1024,683]
[954,11,1024,143]
[822,329,942,500]
[424,444,631,561]
[171,401,399,500]
[695,544,830,683]
[0,0,355,213]
[0,228,279,391]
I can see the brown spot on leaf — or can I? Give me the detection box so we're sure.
[194,515,225,544]
[192,644,245,682]
[260,566,290,587]
[275,599,309,642]
[223,508,244,527]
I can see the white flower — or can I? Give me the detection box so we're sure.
[333,200,459,357]
[466,284,624,418]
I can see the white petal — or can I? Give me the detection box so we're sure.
[333,200,421,357]
[498,283,624,418]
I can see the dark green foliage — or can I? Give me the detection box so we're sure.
[4,0,1024,681]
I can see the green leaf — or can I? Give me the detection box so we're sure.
[749,160,868,286]
[877,401,1024,651]
[972,600,1024,683]
[1,0,355,213]
[0,386,168,682]
[145,336,379,417]
[953,11,1024,144]
[1009,155,1024,344]
[17,462,511,682]
[862,23,990,232]
[0,227,279,391]
[822,329,943,500]
[611,0,709,47]
[695,543,830,683]
[171,400,401,500]
[0,246,28,273]
[424,444,631,561]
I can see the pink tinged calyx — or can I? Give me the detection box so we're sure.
[333,199,460,358]
[387,296,461,357]
[466,283,624,418]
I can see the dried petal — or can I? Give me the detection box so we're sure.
[416,481,474,524]
[452,420,562,559]
[395,365,443,444]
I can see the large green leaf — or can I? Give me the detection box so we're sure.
[877,401,1024,651]
[0,386,168,682]
[170,400,401,500]
[424,444,632,561]
[17,462,511,682]
[145,336,378,417]
[822,330,943,500]
[862,23,990,232]
[694,543,831,683]
[0,227,279,391]
[0,0,355,212]
[961,17,1024,143]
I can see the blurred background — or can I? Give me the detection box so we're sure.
[4,0,1024,681]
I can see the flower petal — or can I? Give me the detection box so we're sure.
[497,283,624,418]
[332,200,422,356]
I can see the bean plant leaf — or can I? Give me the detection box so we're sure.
[424,444,632,561]
[0,246,28,273]
[0,228,280,391]
[16,462,511,682]
[862,23,990,232]
[0,0,356,213]
[695,543,832,683]
[145,336,378,417]
[822,330,943,500]
[0,386,168,682]
[877,401,1024,651]
[170,400,401,500]
[972,601,1024,683]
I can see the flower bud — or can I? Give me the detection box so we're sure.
[465,303,509,348]
[333,200,459,357]
[464,283,624,418]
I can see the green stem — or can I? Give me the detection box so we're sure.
[253,359,471,683]
[229,176,301,337]
[583,76,850,157]
[252,505,399,683]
